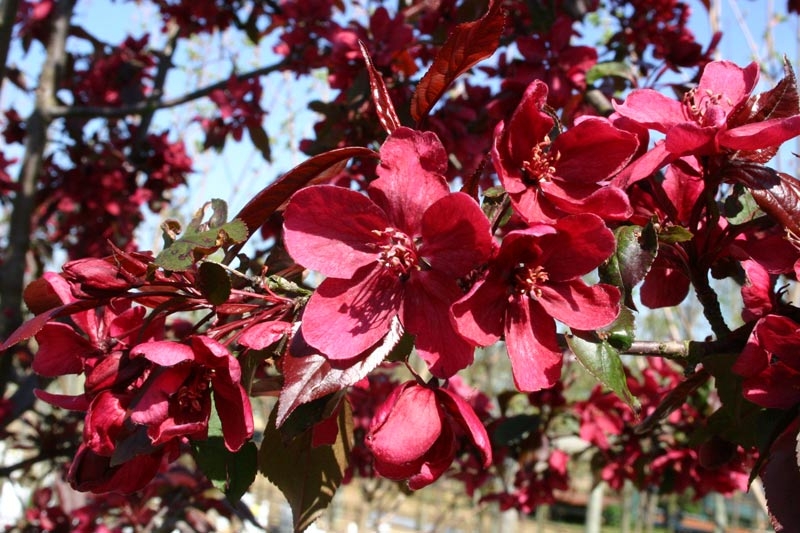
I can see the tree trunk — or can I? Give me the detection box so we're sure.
[0,0,74,390]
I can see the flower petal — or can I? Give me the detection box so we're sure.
[283,185,387,278]
[538,279,620,330]
[540,214,616,280]
[367,383,441,466]
[419,192,493,278]
[438,387,492,468]
[505,298,563,391]
[612,89,683,132]
[451,274,507,346]
[301,267,402,362]
[131,340,195,366]
[553,118,638,184]
[33,323,93,376]
[369,127,450,235]
[719,116,800,152]
[129,366,192,426]
[213,380,254,451]
[403,270,475,377]
[698,60,759,111]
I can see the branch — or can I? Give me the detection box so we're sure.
[47,58,289,119]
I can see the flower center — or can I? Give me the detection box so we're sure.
[175,369,213,416]
[521,139,558,184]
[513,263,550,298]
[683,87,733,127]
[371,227,421,277]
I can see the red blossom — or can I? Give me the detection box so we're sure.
[365,380,492,489]
[451,214,620,391]
[130,335,254,452]
[493,80,636,223]
[284,127,493,377]
[613,60,800,186]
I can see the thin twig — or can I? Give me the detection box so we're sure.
[48,59,288,118]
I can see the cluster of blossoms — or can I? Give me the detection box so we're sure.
[576,359,751,497]
[6,1,800,531]
[18,250,256,492]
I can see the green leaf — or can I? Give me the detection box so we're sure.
[566,331,639,412]
[586,61,635,85]
[154,199,249,271]
[724,184,763,225]
[657,225,694,244]
[599,305,636,352]
[197,261,232,305]
[260,402,353,533]
[193,402,258,501]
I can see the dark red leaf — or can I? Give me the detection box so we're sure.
[276,318,402,427]
[233,147,379,234]
[729,58,799,164]
[0,300,98,351]
[358,40,401,134]
[247,123,272,162]
[726,163,800,238]
[760,421,800,532]
[410,0,505,124]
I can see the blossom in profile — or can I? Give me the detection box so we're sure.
[451,214,620,391]
[365,381,492,489]
[283,127,493,377]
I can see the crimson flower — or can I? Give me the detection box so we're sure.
[451,214,620,391]
[493,79,637,223]
[732,314,800,409]
[130,335,254,452]
[365,380,492,489]
[613,60,800,185]
[283,127,493,377]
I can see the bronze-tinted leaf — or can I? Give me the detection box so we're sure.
[726,162,800,238]
[760,421,800,532]
[409,0,505,124]
[259,402,353,533]
[247,123,272,162]
[729,58,799,164]
[358,40,401,134]
[196,261,232,306]
[276,318,403,427]
[233,147,379,234]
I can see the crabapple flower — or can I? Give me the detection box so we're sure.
[283,127,493,377]
[613,60,800,185]
[365,381,492,489]
[130,335,254,452]
[732,314,800,409]
[451,214,620,391]
[493,79,637,223]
